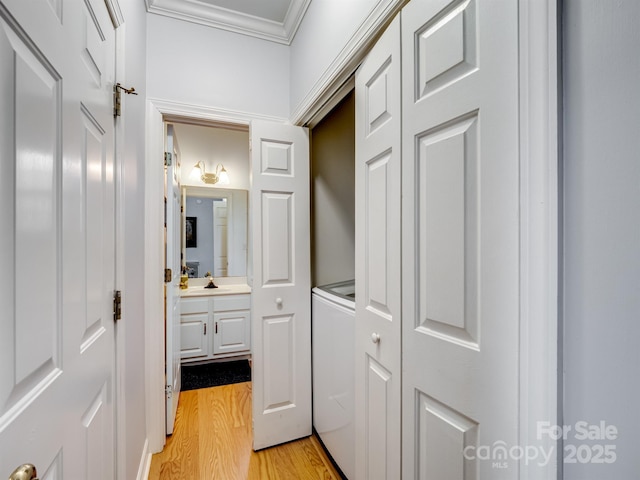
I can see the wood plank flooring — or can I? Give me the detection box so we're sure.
[149,382,343,479]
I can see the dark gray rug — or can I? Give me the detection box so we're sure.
[181,359,251,391]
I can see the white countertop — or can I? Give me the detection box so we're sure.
[180,277,251,297]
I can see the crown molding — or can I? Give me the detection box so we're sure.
[146,0,310,45]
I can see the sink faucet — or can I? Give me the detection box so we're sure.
[204,272,218,289]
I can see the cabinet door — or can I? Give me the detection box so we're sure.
[180,313,209,359]
[213,311,251,355]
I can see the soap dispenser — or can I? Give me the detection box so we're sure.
[180,266,189,289]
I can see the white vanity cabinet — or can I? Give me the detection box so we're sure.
[179,292,251,362]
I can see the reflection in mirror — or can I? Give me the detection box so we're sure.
[183,186,248,278]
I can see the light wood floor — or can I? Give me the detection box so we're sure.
[148,382,343,479]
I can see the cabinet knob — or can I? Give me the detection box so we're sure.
[371,332,381,344]
[275,297,283,307]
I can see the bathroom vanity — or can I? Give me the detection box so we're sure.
[179,280,251,363]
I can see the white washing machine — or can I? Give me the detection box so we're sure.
[312,280,355,479]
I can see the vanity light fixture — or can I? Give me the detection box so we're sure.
[190,161,230,185]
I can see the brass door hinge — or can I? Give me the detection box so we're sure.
[113,290,122,321]
[165,268,172,282]
[113,83,138,117]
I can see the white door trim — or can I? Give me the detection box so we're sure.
[517,0,560,478]
[144,99,166,454]
[149,97,287,126]
[144,98,286,453]
[114,14,126,480]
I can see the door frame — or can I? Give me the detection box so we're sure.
[143,3,559,474]
[144,98,286,452]
[103,1,126,478]
[517,1,560,477]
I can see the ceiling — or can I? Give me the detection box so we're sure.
[146,0,312,45]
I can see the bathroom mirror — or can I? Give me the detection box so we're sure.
[182,186,248,278]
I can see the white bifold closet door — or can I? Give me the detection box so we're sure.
[354,14,402,480]
[401,0,521,478]
[250,120,312,451]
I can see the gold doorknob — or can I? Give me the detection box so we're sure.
[8,464,38,480]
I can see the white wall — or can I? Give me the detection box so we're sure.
[119,1,149,478]
[289,0,381,117]
[146,14,290,119]
[174,123,250,190]
[148,1,391,123]
[563,1,640,478]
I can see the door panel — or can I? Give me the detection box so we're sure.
[83,105,111,345]
[251,120,311,450]
[402,0,520,477]
[365,358,392,480]
[2,12,61,401]
[355,15,402,480]
[261,192,293,284]
[0,0,116,477]
[418,114,479,345]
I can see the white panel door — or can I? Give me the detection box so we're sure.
[401,0,520,477]
[0,0,117,478]
[251,120,311,450]
[164,124,181,435]
[354,15,402,480]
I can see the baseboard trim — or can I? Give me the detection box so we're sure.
[137,439,152,480]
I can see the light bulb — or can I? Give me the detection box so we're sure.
[189,162,202,180]
[218,167,230,185]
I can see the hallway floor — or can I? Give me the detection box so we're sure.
[148,382,343,479]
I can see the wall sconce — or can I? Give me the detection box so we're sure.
[190,161,230,185]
